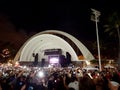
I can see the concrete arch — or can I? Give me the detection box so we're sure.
[14,30,94,62]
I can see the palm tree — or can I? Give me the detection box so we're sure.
[104,11,120,66]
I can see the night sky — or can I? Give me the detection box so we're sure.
[0,1,119,48]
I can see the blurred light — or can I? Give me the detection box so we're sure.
[36,71,44,78]
[48,64,53,68]
[86,61,90,65]
[23,65,27,69]
[7,62,12,66]
[49,56,59,64]
[15,61,19,67]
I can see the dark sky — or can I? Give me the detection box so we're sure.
[0,1,119,44]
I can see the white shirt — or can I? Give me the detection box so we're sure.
[68,81,79,90]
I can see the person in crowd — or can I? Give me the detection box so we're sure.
[79,74,96,90]
[63,71,79,90]
[0,64,120,90]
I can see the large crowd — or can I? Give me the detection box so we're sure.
[0,64,120,90]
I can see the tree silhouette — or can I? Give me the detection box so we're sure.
[0,42,17,63]
[104,11,120,66]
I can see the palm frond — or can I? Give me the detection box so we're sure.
[104,24,109,27]
[104,28,110,32]
[109,32,114,36]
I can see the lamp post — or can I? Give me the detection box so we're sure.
[91,8,102,71]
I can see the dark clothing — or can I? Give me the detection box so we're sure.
[14,77,26,90]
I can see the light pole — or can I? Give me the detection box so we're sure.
[91,8,102,71]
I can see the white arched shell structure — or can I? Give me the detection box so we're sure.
[14,30,94,62]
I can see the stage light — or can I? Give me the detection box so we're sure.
[49,56,59,64]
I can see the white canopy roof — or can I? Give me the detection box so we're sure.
[14,30,94,62]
